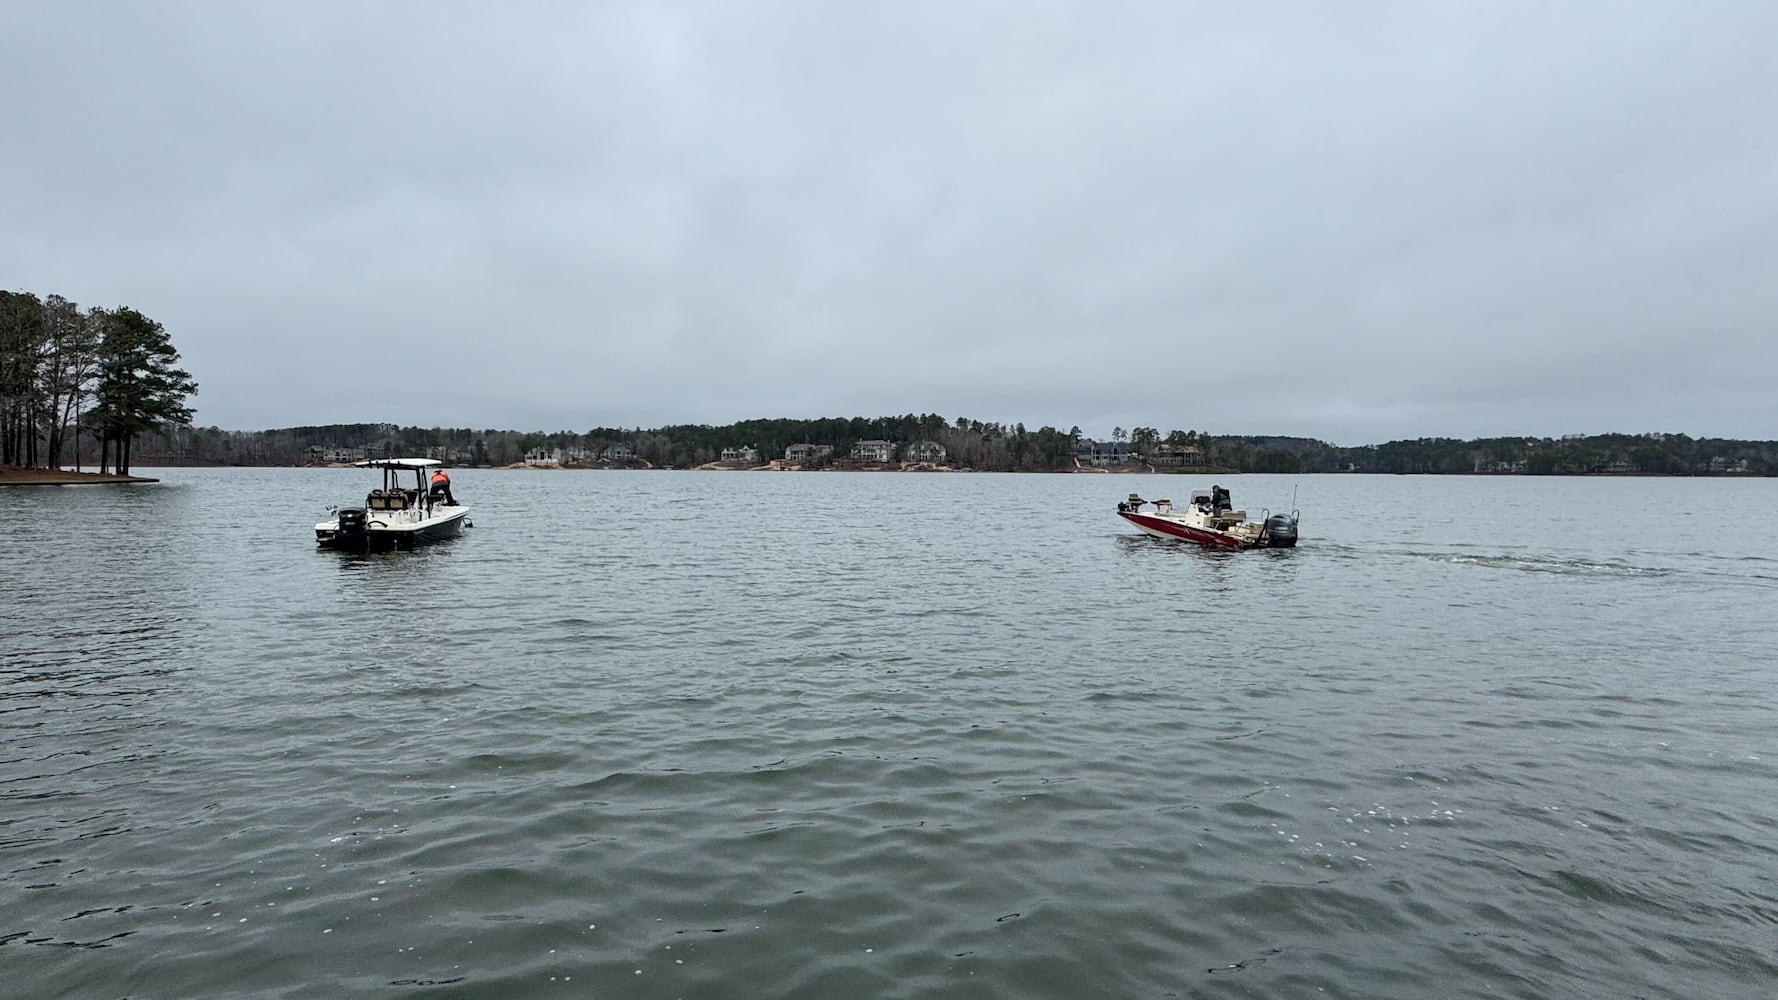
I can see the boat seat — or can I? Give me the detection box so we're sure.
[367,490,415,511]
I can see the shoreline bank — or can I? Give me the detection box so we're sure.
[0,466,159,486]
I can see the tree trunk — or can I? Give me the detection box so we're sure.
[45,387,63,469]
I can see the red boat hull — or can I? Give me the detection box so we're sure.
[1117,510,1247,549]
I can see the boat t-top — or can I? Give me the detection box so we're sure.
[314,458,471,551]
[1116,485,1298,549]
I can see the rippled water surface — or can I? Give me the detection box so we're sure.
[4,469,1777,998]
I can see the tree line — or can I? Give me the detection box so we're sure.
[0,290,198,475]
[125,415,1088,471]
[114,417,1776,476]
[1238,432,1776,476]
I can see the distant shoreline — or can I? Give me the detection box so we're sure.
[475,461,1227,474]
[0,466,159,486]
[15,461,1761,479]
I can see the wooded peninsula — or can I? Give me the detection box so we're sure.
[1,290,195,475]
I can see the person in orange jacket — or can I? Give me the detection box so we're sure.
[429,467,456,506]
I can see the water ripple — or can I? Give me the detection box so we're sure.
[2,470,1776,997]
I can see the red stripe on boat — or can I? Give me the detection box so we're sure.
[1118,511,1244,548]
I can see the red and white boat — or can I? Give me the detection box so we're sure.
[1116,487,1299,549]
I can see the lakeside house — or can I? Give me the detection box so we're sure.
[604,444,634,462]
[1149,444,1203,467]
[315,446,367,464]
[721,445,760,464]
[1076,439,1132,467]
[524,447,563,467]
[851,439,895,463]
[905,440,946,463]
[784,443,834,464]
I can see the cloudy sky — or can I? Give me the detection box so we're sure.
[4,2,1774,445]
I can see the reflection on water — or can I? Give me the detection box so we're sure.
[2,469,1776,998]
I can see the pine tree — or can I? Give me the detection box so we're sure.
[89,308,198,475]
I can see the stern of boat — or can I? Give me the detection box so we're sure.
[315,506,370,548]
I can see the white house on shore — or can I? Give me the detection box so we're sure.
[905,440,946,463]
[851,439,895,463]
[721,445,760,464]
[524,447,563,467]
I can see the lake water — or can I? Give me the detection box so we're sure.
[3,468,1776,999]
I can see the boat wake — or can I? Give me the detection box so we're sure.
[1414,552,1672,578]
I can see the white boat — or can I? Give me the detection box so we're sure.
[314,459,471,551]
[1116,486,1298,549]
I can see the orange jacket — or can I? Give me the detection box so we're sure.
[431,471,449,485]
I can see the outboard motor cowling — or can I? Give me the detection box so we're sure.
[337,506,369,539]
[1264,513,1298,548]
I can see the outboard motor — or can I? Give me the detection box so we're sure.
[1263,513,1299,548]
[336,506,369,540]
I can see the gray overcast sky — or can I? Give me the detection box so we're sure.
[4,2,1775,445]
